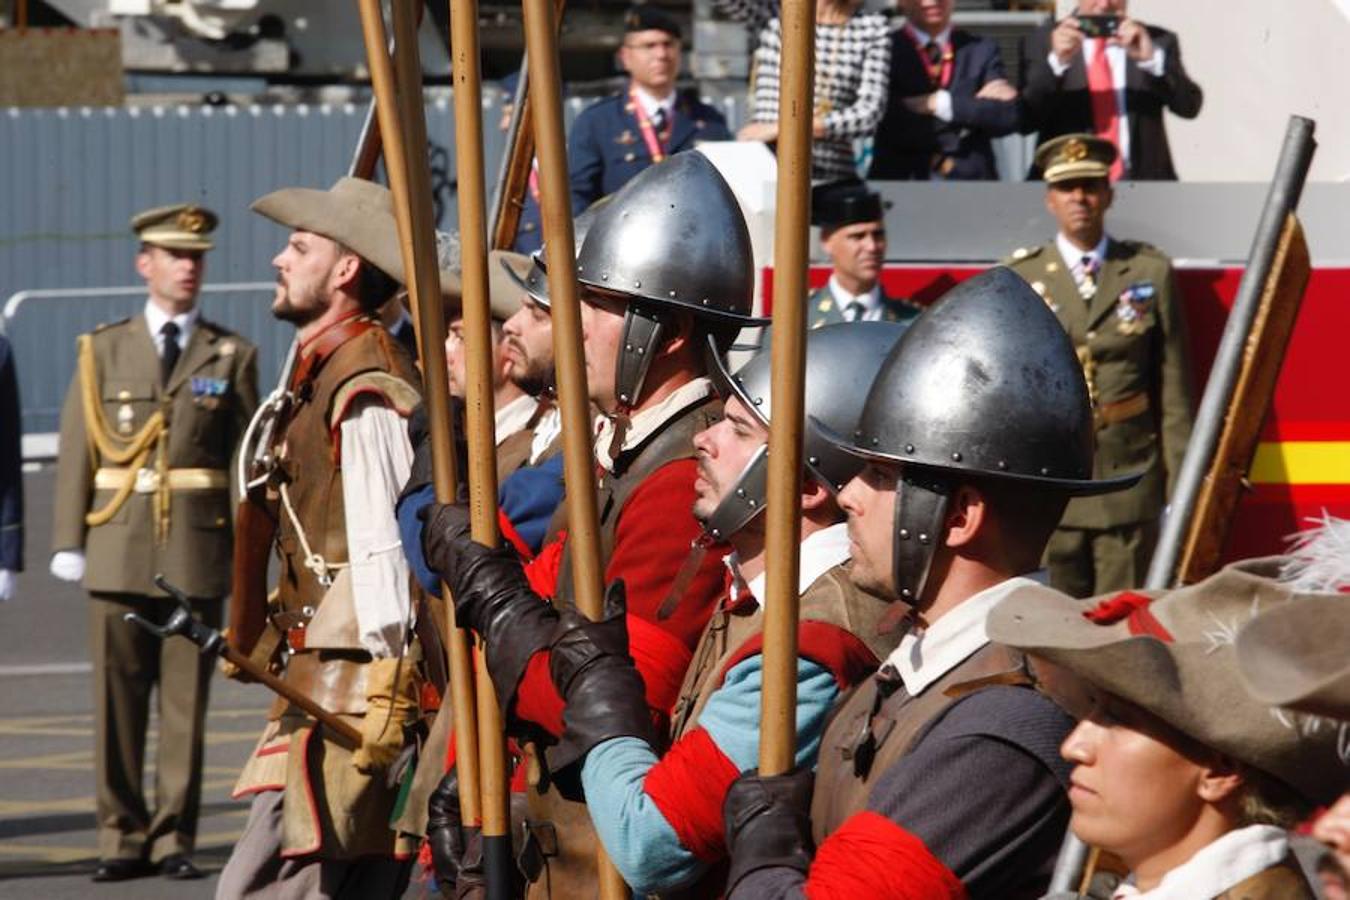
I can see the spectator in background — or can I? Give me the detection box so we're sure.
[869,0,1019,180]
[1019,0,1202,180]
[723,0,890,180]
[807,179,919,329]
[568,7,730,213]
[0,333,21,603]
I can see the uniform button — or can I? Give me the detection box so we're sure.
[1086,330,1096,340]
[623,152,635,162]
[118,390,131,400]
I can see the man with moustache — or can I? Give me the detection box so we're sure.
[49,204,258,883]
[806,180,919,330]
[568,6,730,212]
[1007,134,1193,597]
[719,268,1137,898]
[216,177,444,898]
[1019,0,1202,181]
[869,0,1020,181]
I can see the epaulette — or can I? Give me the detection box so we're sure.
[91,316,132,335]
[1123,239,1168,260]
[1002,244,1043,266]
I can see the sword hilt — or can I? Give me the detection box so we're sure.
[122,574,224,656]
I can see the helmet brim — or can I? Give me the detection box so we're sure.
[503,252,552,310]
[811,415,1143,497]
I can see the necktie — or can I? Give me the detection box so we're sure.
[651,107,668,137]
[160,321,181,386]
[925,40,943,67]
[1079,255,1100,300]
[1086,39,1125,180]
[843,300,865,322]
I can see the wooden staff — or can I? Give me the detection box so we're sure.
[354,0,485,832]
[758,0,815,777]
[444,0,515,892]
[520,0,626,895]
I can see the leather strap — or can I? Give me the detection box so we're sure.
[292,313,379,393]
[1096,391,1149,427]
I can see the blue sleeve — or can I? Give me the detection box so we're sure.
[568,108,604,214]
[0,337,22,571]
[395,483,440,596]
[498,454,565,554]
[577,656,839,894]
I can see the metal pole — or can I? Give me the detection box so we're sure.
[757,0,814,778]
[520,0,626,894]
[1145,115,1315,591]
[354,0,485,832]
[445,0,514,894]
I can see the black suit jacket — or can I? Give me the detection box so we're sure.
[1019,22,1202,180]
[870,28,1019,181]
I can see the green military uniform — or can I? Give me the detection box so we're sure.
[807,283,919,330]
[1005,135,1194,597]
[50,205,259,869]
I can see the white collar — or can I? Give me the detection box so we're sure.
[631,83,676,118]
[494,394,539,446]
[1111,826,1289,899]
[1056,232,1109,275]
[528,403,563,465]
[143,299,198,349]
[595,377,713,472]
[884,576,1039,696]
[905,22,953,49]
[828,275,882,311]
[729,522,852,611]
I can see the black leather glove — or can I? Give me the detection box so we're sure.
[723,768,816,896]
[426,771,485,899]
[543,581,659,800]
[420,502,558,712]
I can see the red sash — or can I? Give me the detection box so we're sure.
[904,26,954,90]
[628,86,673,162]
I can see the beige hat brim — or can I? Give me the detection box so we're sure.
[142,233,215,252]
[251,181,461,299]
[1044,160,1112,184]
[1236,597,1350,721]
[488,250,532,321]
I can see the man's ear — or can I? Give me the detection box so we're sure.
[330,253,363,295]
[943,483,988,550]
[658,310,694,357]
[1195,756,1246,806]
[134,249,154,281]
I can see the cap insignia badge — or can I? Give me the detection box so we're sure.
[177,208,208,233]
[1063,139,1088,163]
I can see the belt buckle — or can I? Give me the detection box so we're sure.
[134,467,160,493]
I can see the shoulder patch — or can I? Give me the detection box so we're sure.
[328,371,423,430]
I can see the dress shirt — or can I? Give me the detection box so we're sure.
[905,23,957,122]
[729,521,852,610]
[528,403,563,466]
[884,576,1039,696]
[494,394,540,447]
[631,84,677,123]
[827,275,884,321]
[1110,825,1289,899]
[339,397,416,658]
[143,300,197,356]
[594,376,714,472]
[1056,232,1109,293]
[1047,38,1166,169]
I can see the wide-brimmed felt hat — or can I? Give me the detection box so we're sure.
[988,560,1349,805]
[251,177,461,299]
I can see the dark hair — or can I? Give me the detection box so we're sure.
[964,475,1069,570]
[332,240,399,312]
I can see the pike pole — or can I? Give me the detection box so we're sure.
[445,0,515,891]
[354,0,489,861]
[1045,115,1318,899]
[758,0,815,777]
[519,0,627,894]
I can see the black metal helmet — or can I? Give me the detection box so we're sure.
[701,322,911,540]
[504,196,610,312]
[819,267,1140,604]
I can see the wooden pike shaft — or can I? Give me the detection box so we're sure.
[221,645,364,747]
[355,0,484,826]
[520,0,625,894]
[758,0,815,777]
[444,0,513,842]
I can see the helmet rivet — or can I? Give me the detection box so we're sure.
[753,397,762,406]
[601,273,609,281]
[736,488,746,497]
[1041,467,1051,475]
[997,460,1007,470]
[898,528,911,540]
[577,264,584,273]
[669,290,677,298]
[636,347,645,355]
[904,443,915,454]
[951,452,962,462]
[901,588,913,599]
[918,533,930,545]
[808,456,819,465]
[634,280,641,288]
[701,298,709,305]
[871,437,880,446]
[710,528,721,538]
[620,392,629,403]
[747,499,757,508]
[625,344,633,351]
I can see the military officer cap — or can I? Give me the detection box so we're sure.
[811,178,885,231]
[1035,133,1118,184]
[131,203,218,251]
[624,4,681,40]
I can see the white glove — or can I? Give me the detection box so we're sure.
[49,550,86,583]
[0,570,13,602]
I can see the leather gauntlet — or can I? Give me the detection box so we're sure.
[723,768,816,896]
[352,656,420,773]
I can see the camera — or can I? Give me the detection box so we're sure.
[1077,14,1120,38]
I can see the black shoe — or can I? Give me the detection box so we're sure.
[158,854,205,880]
[92,858,152,882]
